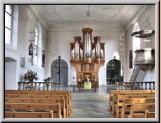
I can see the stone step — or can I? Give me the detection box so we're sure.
[72,94,109,100]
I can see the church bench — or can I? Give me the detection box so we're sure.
[5,103,62,118]
[5,110,53,118]
[114,94,155,118]
[5,90,72,111]
[110,92,155,116]
[5,90,72,102]
[5,98,66,118]
[128,102,155,118]
[5,90,73,117]
[120,98,155,118]
[5,90,72,103]
[144,110,155,118]
[5,94,71,118]
[109,90,152,111]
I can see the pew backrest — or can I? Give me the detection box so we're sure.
[5,98,66,118]
[109,90,154,111]
[121,98,155,118]
[128,103,155,118]
[111,92,155,114]
[144,110,155,118]
[5,94,70,118]
[5,110,53,118]
[5,103,62,118]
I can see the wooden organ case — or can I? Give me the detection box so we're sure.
[70,28,105,88]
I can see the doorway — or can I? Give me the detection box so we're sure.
[106,59,123,84]
[51,59,68,85]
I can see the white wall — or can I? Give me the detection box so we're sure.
[5,5,48,89]
[126,5,155,82]
[47,28,127,85]
[5,61,17,90]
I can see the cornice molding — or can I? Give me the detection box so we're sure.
[27,5,49,30]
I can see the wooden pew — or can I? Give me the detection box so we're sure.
[121,98,155,118]
[5,90,73,117]
[128,103,155,118]
[109,90,152,111]
[115,95,155,118]
[144,110,155,118]
[5,94,70,118]
[5,110,53,118]
[111,92,155,116]
[5,90,72,105]
[5,98,66,118]
[5,103,62,118]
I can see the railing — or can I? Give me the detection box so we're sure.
[18,82,62,90]
[116,81,155,90]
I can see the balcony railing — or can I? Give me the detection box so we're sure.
[18,82,62,90]
[116,81,155,90]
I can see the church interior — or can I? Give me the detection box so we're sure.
[4,3,159,122]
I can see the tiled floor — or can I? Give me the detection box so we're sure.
[61,84,116,118]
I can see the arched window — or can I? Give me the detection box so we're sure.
[5,5,12,44]
[34,26,38,65]
[5,5,18,50]
[133,23,140,67]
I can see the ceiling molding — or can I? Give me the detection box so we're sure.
[125,5,149,30]
[27,5,49,30]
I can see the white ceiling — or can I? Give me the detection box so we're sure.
[28,5,146,29]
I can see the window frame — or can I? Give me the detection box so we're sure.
[34,26,38,65]
[5,5,13,45]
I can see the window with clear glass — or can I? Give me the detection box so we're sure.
[5,5,12,44]
[34,26,38,65]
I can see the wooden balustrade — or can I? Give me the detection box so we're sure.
[18,82,62,90]
[116,82,155,90]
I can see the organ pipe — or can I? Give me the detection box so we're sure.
[75,40,79,58]
[96,41,100,58]
[84,32,91,58]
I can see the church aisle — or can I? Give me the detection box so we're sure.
[63,85,116,118]
[71,100,113,118]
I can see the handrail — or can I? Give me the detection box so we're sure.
[115,81,155,90]
[18,82,62,90]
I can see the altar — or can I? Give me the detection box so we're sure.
[84,81,91,89]
[78,81,97,92]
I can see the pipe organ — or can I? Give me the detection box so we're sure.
[70,28,105,88]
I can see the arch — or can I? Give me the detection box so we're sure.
[34,21,42,67]
[48,56,71,85]
[133,22,140,32]
[106,59,123,84]
[51,59,68,85]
